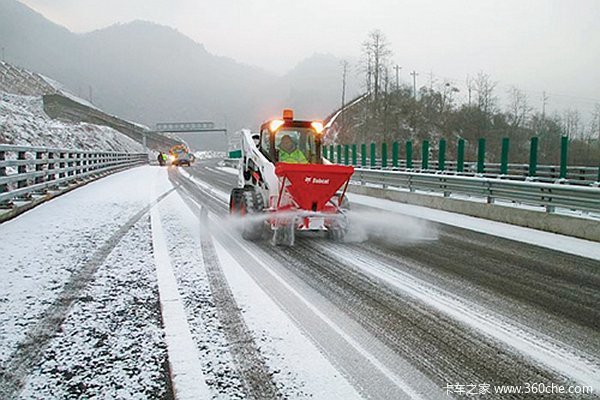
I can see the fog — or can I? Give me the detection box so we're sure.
[20,0,600,99]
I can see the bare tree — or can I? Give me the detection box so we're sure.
[563,109,582,139]
[590,103,600,142]
[361,30,392,102]
[440,82,460,114]
[506,86,531,129]
[474,72,497,115]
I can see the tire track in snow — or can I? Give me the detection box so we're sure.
[171,172,280,400]
[0,186,177,399]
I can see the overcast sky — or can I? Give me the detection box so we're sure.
[19,0,600,114]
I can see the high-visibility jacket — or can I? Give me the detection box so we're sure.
[280,149,308,164]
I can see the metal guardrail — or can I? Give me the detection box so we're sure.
[353,168,600,214]
[0,144,148,206]
[337,158,598,186]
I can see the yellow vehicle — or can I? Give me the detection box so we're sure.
[168,144,195,166]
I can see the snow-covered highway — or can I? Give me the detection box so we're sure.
[0,161,599,399]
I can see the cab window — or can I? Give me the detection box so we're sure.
[274,128,317,163]
[260,129,271,160]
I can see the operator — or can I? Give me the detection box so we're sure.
[278,134,308,164]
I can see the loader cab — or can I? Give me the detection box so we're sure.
[259,109,324,165]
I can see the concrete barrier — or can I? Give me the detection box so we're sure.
[348,184,600,242]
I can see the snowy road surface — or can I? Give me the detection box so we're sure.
[0,162,599,399]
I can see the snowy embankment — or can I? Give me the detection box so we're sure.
[0,92,143,152]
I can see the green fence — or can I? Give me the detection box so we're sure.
[323,136,598,183]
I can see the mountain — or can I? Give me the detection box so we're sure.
[0,0,359,130]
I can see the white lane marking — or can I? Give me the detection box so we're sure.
[323,243,600,391]
[151,176,211,400]
[348,193,600,261]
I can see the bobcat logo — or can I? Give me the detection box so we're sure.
[304,176,330,184]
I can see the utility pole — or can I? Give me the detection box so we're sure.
[340,60,348,130]
[466,75,473,106]
[542,91,548,118]
[341,60,348,110]
[393,64,401,91]
[410,71,418,100]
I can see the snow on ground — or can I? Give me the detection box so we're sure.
[347,193,600,261]
[19,217,168,399]
[0,92,143,152]
[0,167,172,396]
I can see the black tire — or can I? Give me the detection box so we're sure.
[240,188,265,241]
[229,188,244,214]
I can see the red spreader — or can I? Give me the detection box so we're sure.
[275,163,354,211]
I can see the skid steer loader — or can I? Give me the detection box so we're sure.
[229,109,354,246]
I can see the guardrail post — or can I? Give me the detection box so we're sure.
[370,143,376,168]
[0,149,9,207]
[336,145,342,164]
[560,136,568,179]
[59,152,66,179]
[70,152,76,179]
[344,145,349,165]
[477,138,486,174]
[34,151,47,194]
[329,145,334,162]
[421,140,429,170]
[381,142,388,169]
[359,143,366,167]
[0,150,6,188]
[392,141,399,168]
[486,181,495,204]
[47,152,56,186]
[406,140,413,169]
[529,137,538,177]
[323,146,328,159]
[77,152,83,178]
[17,151,28,191]
[500,137,509,175]
[457,138,465,172]
[438,139,446,171]
[351,144,357,166]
